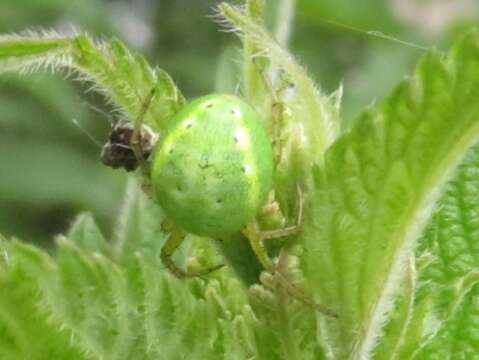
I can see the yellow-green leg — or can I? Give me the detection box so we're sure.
[244,225,337,317]
[242,221,275,271]
[243,186,337,317]
[242,184,303,272]
[160,225,224,279]
[262,183,304,240]
[274,250,338,318]
[252,58,286,165]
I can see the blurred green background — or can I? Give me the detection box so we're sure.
[0,0,477,245]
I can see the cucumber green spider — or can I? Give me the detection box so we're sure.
[102,83,336,318]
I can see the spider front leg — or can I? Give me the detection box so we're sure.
[160,222,225,279]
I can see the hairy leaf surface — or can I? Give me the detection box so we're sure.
[379,144,479,359]
[0,33,184,130]
[302,31,479,359]
[0,184,321,359]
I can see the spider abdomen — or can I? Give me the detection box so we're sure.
[151,94,274,237]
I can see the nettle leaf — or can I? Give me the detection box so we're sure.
[301,31,479,358]
[0,183,321,359]
[0,32,184,130]
[219,2,340,160]
[67,213,111,256]
[2,232,244,359]
[385,144,479,359]
[112,178,167,264]
[0,237,88,359]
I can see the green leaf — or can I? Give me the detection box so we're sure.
[218,2,340,160]
[301,30,479,358]
[214,46,241,94]
[0,173,325,359]
[1,227,320,359]
[0,238,88,359]
[377,144,479,359]
[68,213,110,255]
[112,178,167,264]
[0,32,184,130]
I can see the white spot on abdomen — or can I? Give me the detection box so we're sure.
[234,127,249,148]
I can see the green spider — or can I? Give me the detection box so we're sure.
[102,91,300,273]
[101,87,335,317]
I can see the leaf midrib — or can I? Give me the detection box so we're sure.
[353,113,479,359]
